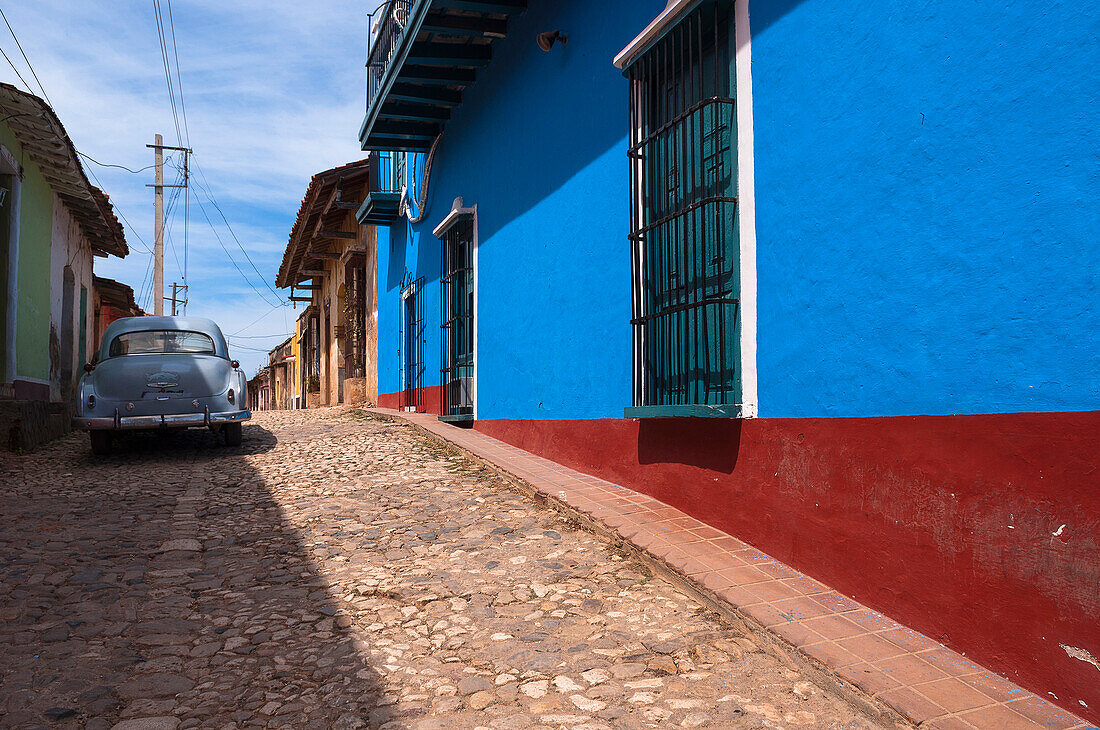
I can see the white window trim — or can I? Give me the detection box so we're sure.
[434,197,478,420]
[734,0,759,417]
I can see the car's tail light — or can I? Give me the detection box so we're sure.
[125,402,135,411]
[227,388,235,404]
[87,395,95,409]
[192,399,200,409]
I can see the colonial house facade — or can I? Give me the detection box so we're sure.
[277,159,378,409]
[0,83,129,450]
[357,0,1098,721]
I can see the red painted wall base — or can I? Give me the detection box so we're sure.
[379,386,444,416]
[474,412,1100,722]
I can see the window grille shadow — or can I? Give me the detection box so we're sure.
[636,416,742,474]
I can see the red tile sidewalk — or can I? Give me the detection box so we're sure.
[368,408,1093,730]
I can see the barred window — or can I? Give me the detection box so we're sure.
[399,272,424,412]
[440,218,474,420]
[627,2,740,415]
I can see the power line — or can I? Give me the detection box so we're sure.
[0,44,33,94]
[77,151,157,175]
[229,300,290,336]
[190,162,283,301]
[226,332,294,340]
[0,8,52,107]
[152,0,183,145]
[193,194,283,308]
[82,162,154,255]
[165,0,190,147]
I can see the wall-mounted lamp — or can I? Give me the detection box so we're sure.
[537,30,567,52]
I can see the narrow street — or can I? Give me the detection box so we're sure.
[0,409,891,730]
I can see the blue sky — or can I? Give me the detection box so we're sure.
[1,0,382,374]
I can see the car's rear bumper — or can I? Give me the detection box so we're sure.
[73,408,251,431]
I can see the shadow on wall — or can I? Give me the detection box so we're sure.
[0,425,386,727]
[419,0,814,244]
[383,0,816,291]
[637,417,742,473]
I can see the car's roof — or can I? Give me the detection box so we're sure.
[98,316,229,357]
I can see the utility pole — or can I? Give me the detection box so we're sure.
[152,133,164,315]
[147,137,193,316]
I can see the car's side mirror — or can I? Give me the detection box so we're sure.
[231,360,240,369]
[84,362,95,373]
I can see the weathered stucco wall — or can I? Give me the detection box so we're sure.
[49,190,94,401]
[0,121,54,390]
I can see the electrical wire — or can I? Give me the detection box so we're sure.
[193,194,284,309]
[229,300,291,337]
[77,151,157,175]
[0,8,51,108]
[190,162,283,301]
[152,0,183,146]
[0,44,33,94]
[82,162,154,255]
[165,0,190,147]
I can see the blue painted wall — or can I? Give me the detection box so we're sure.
[751,0,1100,418]
[376,0,1099,421]
[376,0,664,419]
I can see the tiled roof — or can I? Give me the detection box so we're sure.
[0,83,128,258]
[275,159,372,289]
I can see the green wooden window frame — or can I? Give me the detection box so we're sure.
[626,1,741,418]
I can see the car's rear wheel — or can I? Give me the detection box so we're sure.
[223,422,243,447]
[89,431,112,456]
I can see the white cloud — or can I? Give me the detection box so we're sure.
[1,0,382,373]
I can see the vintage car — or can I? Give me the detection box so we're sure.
[73,316,251,454]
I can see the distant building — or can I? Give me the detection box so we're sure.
[276,159,377,408]
[92,276,145,347]
[355,0,1099,720]
[247,367,271,412]
[268,335,294,411]
[0,83,129,450]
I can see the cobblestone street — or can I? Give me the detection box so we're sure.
[1,409,895,730]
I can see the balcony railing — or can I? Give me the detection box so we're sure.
[366,0,414,110]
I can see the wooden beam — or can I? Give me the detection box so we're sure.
[422,12,509,37]
[407,41,492,67]
[398,64,477,85]
[372,119,440,141]
[307,251,342,260]
[288,296,313,302]
[294,284,322,290]
[362,139,433,153]
[318,230,357,240]
[298,269,327,278]
[389,83,463,107]
[333,201,360,210]
[379,101,451,123]
[434,0,526,13]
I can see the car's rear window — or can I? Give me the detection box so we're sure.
[109,330,216,357]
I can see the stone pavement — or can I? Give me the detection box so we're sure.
[0,408,896,729]
[369,408,1094,730]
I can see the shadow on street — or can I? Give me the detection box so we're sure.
[0,423,384,728]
